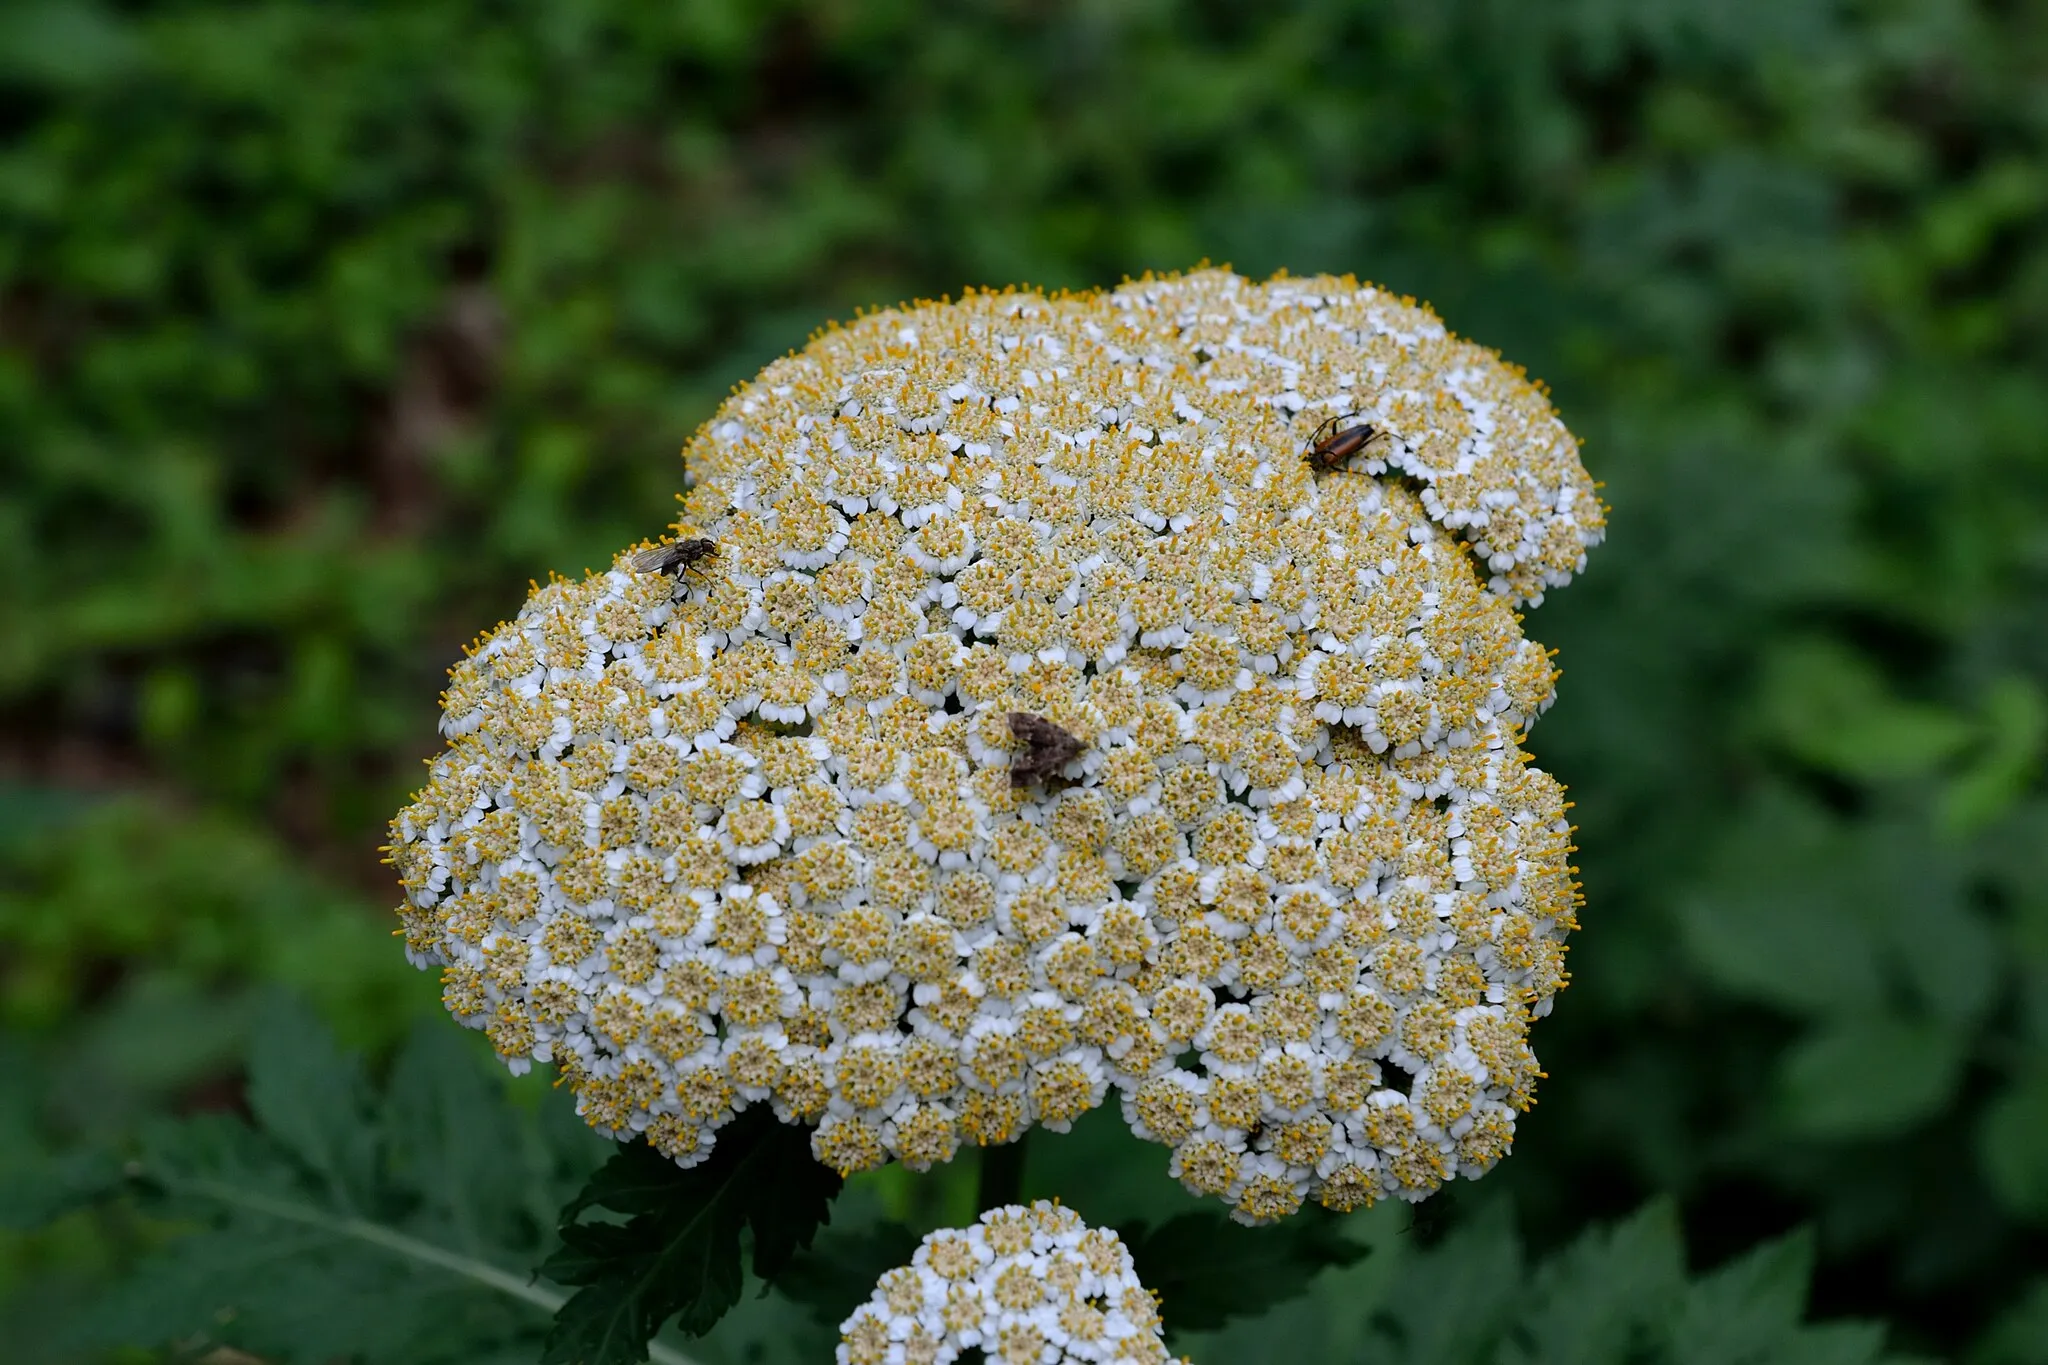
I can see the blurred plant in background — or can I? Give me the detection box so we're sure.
[1,0,2044,1361]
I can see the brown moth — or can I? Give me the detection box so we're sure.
[1007,712,1084,788]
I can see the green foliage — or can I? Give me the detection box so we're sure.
[2,0,2046,1359]
[775,1220,926,1329]
[0,789,427,1045]
[1122,1208,1372,1336]
[0,927,1939,1365]
[1192,1201,1902,1365]
[3,995,613,1363]
[543,1112,841,1365]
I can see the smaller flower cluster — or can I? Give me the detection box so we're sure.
[838,1202,1180,1365]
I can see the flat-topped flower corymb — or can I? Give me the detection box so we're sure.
[389,269,1603,1223]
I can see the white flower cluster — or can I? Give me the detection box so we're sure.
[389,269,1602,1223]
[837,1202,1179,1365]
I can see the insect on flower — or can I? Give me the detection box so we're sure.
[1008,712,1084,788]
[1304,412,1386,472]
[627,537,718,577]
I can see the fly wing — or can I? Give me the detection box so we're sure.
[626,543,685,574]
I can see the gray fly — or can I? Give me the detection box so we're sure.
[626,538,718,577]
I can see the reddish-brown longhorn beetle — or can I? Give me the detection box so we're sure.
[1304,413,1386,471]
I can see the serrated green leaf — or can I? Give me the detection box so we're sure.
[1755,637,1976,782]
[243,990,379,1213]
[1671,1243,1892,1365]
[1778,1017,1964,1138]
[1882,895,2001,1032]
[1786,1321,1897,1365]
[0,1144,125,1230]
[542,1108,841,1364]
[1979,1072,2048,1221]
[46,1000,686,1365]
[1676,795,1890,1018]
[1942,677,2048,835]
[1120,1205,1369,1336]
[1501,1198,1687,1365]
[1678,793,1997,1032]
[1201,1201,1899,1365]
[1850,819,1996,1028]
[1362,1206,1525,1365]
[1976,1276,2048,1365]
[383,1018,589,1259]
[776,1220,924,1327]
[1672,1229,1814,1365]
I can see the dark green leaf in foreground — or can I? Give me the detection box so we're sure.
[28,995,613,1365]
[1195,1199,1902,1365]
[776,1219,925,1327]
[541,1107,843,1364]
[1123,1205,1371,1335]
[0,1144,125,1231]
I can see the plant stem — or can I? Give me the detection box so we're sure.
[161,1172,701,1365]
[976,1137,1026,1211]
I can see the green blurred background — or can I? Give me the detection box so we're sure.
[2,0,2045,1360]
